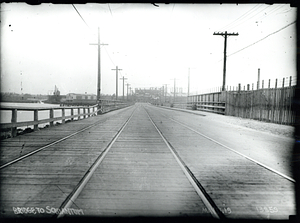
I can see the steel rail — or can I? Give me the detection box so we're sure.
[168,117,296,183]
[149,105,295,183]
[56,107,137,218]
[143,105,225,220]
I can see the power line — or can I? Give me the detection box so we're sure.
[104,47,116,66]
[225,5,270,31]
[255,4,286,21]
[227,21,296,58]
[218,4,261,31]
[72,4,118,71]
[108,4,113,16]
[72,4,92,32]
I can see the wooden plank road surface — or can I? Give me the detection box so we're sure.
[67,104,210,217]
[145,105,295,219]
[0,106,136,217]
[0,103,296,220]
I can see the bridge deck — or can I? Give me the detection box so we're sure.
[0,104,295,220]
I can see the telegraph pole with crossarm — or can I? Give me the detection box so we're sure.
[90,27,108,103]
[120,76,128,100]
[126,83,130,101]
[111,66,122,100]
[213,31,238,91]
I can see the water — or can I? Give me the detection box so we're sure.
[0,102,81,129]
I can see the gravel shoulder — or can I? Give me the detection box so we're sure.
[204,112,294,138]
[164,106,295,138]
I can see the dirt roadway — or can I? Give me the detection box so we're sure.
[169,106,295,139]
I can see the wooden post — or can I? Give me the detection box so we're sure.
[34,110,38,131]
[78,108,81,120]
[71,108,74,121]
[272,79,278,123]
[11,109,17,137]
[88,107,91,117]
[50,109,54,127]
[257,68,260,90]
[62,108,65,124]
[288,76,293,124]
[279,78,285,124]
[267,81,270,122]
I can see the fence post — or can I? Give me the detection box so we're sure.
[71,108,74,121]
[289,77,293,124]
[34,110,38,131]
[88,107,91,117]
[11,109,17,137]
[272,79,278,123]
[50,109,54,127]
[85,108,88,119]
[78,108,81,120]
[279,78,285,124]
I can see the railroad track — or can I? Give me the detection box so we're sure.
[0,103,295,219]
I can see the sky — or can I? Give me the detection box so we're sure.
[0,3,297,96]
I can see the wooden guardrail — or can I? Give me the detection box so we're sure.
[187,101,225,114]
[99,99,132,113]
[187,92,226,114]
[0,104,99,137]
[0,100,133,138]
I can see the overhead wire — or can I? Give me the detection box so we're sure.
[254,4,286,21]
[72,4,93,33]
[224,4,271,31]
[214,4,295,63]
[108,4,113,17]
[225,4,292,47]
[71,4,117,68]
[227,20,296,58]
[217,4,261,31]
[104,47,116,67]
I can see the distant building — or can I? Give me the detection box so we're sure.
[65,93,97,105]
[134,87,162,102]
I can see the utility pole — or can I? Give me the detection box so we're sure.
[126,83,130,101]
[257,68,260,90]
[120,76,128,100]
[213,31,238,91]
[170,79,178,103]
[111,66,122,100]
[129,87,132,101]
[164,84,168,103]
[90,27,108,102]
[188,68,190,97]
[161,85,164,103]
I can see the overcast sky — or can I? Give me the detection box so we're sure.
[0,3,297,96]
